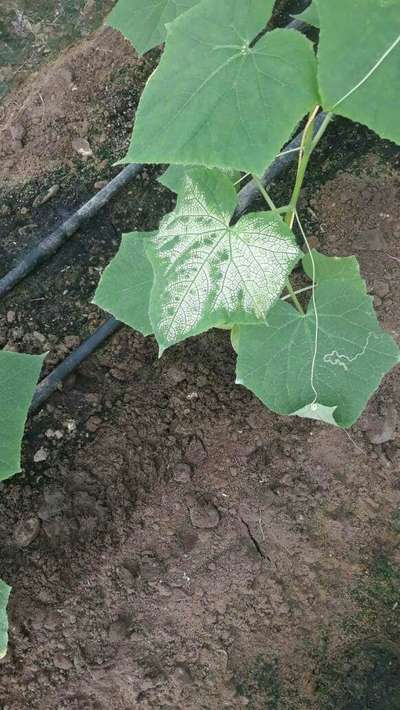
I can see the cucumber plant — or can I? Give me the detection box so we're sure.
[0,349,44,657]
[95,0,400,428]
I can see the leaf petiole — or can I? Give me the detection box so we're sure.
[285,279,305,315]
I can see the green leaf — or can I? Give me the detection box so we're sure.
[293,3,320,28]
[302,250,366,291]
[236,278,400,428]
[0,350,44,481]
[316,0,400,146]
[147,168,301,352]
[107,0,200,55]
[0,579,11,659]
[159,165,240,194]
[93,233,154,336]
[125,0,319,175]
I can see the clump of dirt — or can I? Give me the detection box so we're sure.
[0,25,151,185]
[0,0,115,99]
[1,318,400,709]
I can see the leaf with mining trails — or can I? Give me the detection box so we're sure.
[93,232,154,336]
[0,579,11,659]
[293,3,320,28]
[107,0,200,55]
[316,0,400,146]
[236,279,400,427]
[302,250,366,292]
[146,168,301,352]
[0,350,44,480]
[125,0,319,175]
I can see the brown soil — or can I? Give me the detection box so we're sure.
[0,25,151,185]
[1,20,400,710]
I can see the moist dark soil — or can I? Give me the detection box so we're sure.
[0,14,400,710]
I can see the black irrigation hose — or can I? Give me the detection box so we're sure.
[29,317,122,413]
[0,163,143,299]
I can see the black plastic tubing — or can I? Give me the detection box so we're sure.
[0,163,143,299]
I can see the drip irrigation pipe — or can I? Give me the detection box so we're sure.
[0,162,143,299]
[30,317,122,413]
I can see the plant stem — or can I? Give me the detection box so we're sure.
[252,175,277,211]
[281,284,315,301]
[250,177,291,215]
[251,110,333,317]
[285,106,320,229]
[310,111,333,152]
[285,279,305,315]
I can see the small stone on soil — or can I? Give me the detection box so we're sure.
[14,516,41,547]
[373,279,390,298]
[108,616,131,641]
[366,404,397,445]
[53,653,73,671]
[34,447,49,463]
[85,416,103,432]
[32,184,59,208]
[71,137,93,158]
[165,365,186,385]
[185,438,207,466]
[190,501,220,529]
[173,463,192,483]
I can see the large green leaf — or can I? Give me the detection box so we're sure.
[0,579,11,659]
[0,350,44,480]
[93,232,154,335]
[236,265,400,427]
[125,0,319,175]
[293,3,320,28]
[107,0,200,55]
[147,168,301,352]
[316,0,400,145]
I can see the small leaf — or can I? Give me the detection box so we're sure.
[126,0,319,175]
[293,3,320,28]
[316,0,400,146]
[93,233,154,336]
[107,0,200,55]
[302,250,366,291]
[0,350,44,481]
[236,278,400,428]
[159,165,240,193]
[0,579,11,659]
[147,168,301,352]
